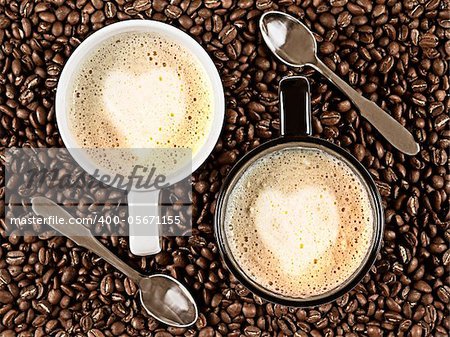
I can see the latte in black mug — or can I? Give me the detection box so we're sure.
[215,76,384,307]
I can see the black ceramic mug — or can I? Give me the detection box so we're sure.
[214,76,384,307]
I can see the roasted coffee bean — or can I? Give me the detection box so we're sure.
[5,251,26,265]
[60,266,77,284]
[320,111,341,126]
[219,24,237,44]
[414,281,433,293]
[87,329,105,337]
[100,274,114,296]
[0,290,14,304]
[226,302,242,317]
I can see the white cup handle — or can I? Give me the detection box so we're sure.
[128,190,161,256]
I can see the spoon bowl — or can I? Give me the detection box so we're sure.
[139,274,198,327]
[260,11,317,67]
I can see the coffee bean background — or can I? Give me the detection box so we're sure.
[0,0,449,336]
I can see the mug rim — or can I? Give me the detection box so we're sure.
[55,20,225,191]
[214,135,384,307]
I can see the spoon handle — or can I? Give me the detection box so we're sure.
[312,58,419,156]
[31,197,143,283]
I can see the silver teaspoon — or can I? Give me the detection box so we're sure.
[260,11,420,156]
[31,196,198,327]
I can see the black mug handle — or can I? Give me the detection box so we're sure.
[279,76,312,137]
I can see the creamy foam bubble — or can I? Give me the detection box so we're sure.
[224,147,374,298]
[68,32,213,176]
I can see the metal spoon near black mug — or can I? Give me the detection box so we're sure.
[31,197,198,327]
[259,11,420,156]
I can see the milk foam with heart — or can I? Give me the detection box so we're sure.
[68,32,213,175]
[224,147,374,298]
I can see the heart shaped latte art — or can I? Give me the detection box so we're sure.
[252,185,340,275]
[103,69,187,148]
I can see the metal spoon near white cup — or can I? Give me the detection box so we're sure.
[31,197,198,327]
[259,11,420,156]
[56,20,224,256]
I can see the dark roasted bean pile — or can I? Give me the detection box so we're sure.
[0,0,449,336]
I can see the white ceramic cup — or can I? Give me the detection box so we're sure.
[56,20,224,256]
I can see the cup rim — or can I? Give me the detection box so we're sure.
[55,20,224,190]
[214,135,384,307]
